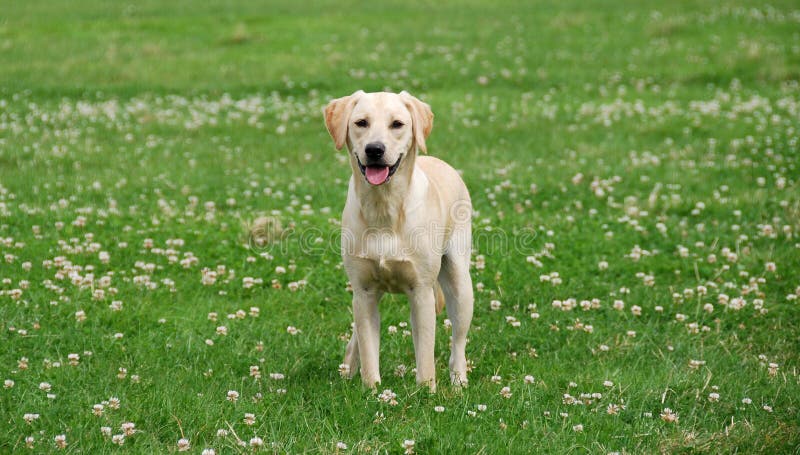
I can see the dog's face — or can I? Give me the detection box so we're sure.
[325,91,433,186]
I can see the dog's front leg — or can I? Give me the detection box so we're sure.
[353,289,382,388]
[408,287,437,391]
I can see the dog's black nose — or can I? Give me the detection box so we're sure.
[365,142,385,160]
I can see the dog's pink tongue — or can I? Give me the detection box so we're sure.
[365,166,390,185]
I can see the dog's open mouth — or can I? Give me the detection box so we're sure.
[357,155,402,186]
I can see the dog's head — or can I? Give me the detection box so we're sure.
[324,91,433,186]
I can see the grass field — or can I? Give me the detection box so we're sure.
[2,0,800,453]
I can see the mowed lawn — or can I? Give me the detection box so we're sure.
[1,0,799,453]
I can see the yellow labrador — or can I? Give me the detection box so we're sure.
[324,91,473,390]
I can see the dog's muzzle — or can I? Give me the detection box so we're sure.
[357,154,402,186]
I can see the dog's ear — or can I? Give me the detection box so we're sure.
[400,91,434,153]
[324,90,364,150]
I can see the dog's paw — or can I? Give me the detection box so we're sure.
[338,363,355,379]
[361,375,381,389]
[414,377,437,393]
[450,372,469,388]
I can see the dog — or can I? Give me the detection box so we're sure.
[324,90,473,390]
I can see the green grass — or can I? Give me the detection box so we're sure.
[1,0,799,453]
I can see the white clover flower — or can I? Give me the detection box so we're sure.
[121,422,136,436]
[177,438,191,451]
[688,359,706,369]
[660,408,678,423]
[378,389,398,406]
[768,363,779,376]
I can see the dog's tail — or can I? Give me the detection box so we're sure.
[434,281,446,315]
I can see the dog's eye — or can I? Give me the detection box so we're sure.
[355,119,369,128]
[390,120,404,129]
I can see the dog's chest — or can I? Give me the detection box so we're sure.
[363,255,417,293]
[347,233,423,292]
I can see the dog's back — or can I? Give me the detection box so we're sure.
[417,156,470,205]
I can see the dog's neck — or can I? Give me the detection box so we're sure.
[350,151,418,229]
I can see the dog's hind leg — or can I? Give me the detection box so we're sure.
[438,232,473,387]
[342,324,359,379]
[433,281,446,314]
